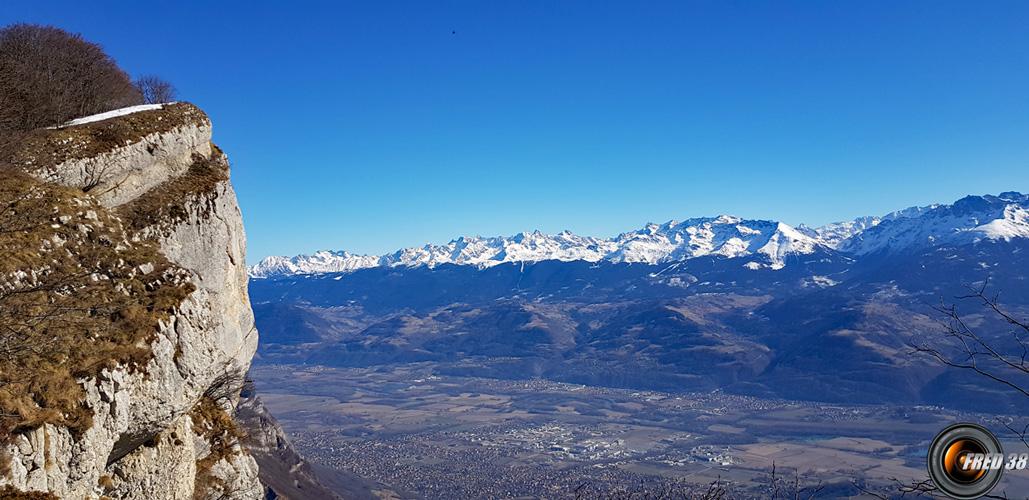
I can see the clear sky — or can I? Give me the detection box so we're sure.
[4,1,1029,262]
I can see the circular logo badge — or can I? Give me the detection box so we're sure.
[927,423,1004,499]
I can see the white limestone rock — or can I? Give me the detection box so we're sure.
[0,103,263,499]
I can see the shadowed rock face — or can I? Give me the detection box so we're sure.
[235,391,341,500]
[236,388,405,500]
[1,104,263,499]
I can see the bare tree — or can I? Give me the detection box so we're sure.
[134,75,177,104]
[855,280,1029,498]
[854,477,940,499]
[0,23,142,134]
[766,464,824,500]
[911,280,1029,400]
[573,477,735,499]
[203,367,248,403]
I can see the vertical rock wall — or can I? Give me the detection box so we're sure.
[1,103,263,499]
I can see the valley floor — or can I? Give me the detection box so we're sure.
[251,364,1029,499]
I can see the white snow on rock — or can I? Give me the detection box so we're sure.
[797,216,882,248]
[250,217,823,278]
[379,230,619,269]
[250,250,379,278]
[838,192,1029,255]
[797,204,941,249]
[606,216,818,268]
[971,205,1029,240]
[61,103,168,127]
[250,192,1029,278]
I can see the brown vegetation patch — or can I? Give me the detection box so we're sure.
[0,486,59,499]
[0,448,9,476]
[0,170,193,441]
[1,102,209,172]
[118,147,229,234]
[190,396,246,499]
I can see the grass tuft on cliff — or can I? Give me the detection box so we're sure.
[0,485,59,499]
[118,146,229,234]
[0,170,194,441]
[190,395,247,500]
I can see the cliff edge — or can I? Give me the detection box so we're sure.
[1,103,262,499]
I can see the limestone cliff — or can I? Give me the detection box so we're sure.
[0,103,263,499]
[235,391,342,500]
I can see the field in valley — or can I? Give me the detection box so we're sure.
[250,364,1029,498]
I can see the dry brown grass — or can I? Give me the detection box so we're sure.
[190,396,246,500]
[0,448,9,477]
[118,147,229,234]
[0,170,193,441]
[1,102,208,172]
[0,486,59,499]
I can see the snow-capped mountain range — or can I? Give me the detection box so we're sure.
[249,192,1029,278]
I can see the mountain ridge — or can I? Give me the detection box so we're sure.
[250,192,1028,278]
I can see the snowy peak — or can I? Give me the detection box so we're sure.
[837,192,1029,255]
[798,203,942,248]
[378,231,618,269]
[250,216,824,278]
[758,222,821,268]
[248,192,1029,278]
[250,250,379,278]
[609,217,819,269]
[798,216,882,248]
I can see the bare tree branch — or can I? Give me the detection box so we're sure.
[909,281,1029,398]
[134,75,177,104]
[0,24,142,133]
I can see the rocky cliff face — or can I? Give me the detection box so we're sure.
[1,103,263,499]
[236,391,341,500]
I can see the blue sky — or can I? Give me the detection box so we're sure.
[4,1,1029,262]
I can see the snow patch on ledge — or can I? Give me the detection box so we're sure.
[60,103,170,127]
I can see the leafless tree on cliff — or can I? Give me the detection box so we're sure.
[0,23,142,135]
[134,75,177,104]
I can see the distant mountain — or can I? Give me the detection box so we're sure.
[252,250,380,277]
[251,216,824,278]
[797,216,882,248]
[796,204,941,248]
[839,192,1029,255]
[247,191,1029,413]
[249,192,1029,278]
[606,216,819,269]
[249,224,1029,413]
